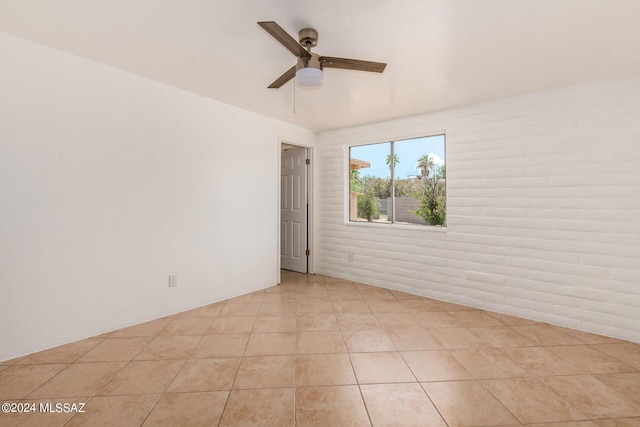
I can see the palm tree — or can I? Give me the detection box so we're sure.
[416,154,435,179]
[386,153,399,172]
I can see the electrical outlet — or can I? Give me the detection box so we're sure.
[168,274,178,287]
[348,252,354,262]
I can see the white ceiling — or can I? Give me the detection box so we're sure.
[2,0,640,132]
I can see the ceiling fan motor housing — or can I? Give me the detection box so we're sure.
[298,28,318,48]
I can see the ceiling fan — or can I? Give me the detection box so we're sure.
[258,21,387,88]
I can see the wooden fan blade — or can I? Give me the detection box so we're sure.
[258,21,311,59]
[320,56,387,73]
[268,65,296,88]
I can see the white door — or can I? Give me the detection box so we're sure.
[281,146,308,273]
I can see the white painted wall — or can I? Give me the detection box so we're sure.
[0,33,315,361]
[316,75,640,343]
[2,30,639,361]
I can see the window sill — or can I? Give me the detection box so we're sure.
[344,220,447,232]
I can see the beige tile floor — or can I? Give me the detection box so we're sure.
[1,271,640,426]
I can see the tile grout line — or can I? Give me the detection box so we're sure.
[128,319,195,427]
[62,323,170,426]
[102,306,216,426]
[337,281,375,427]
[217,292,266,426]
[20,338,106,403]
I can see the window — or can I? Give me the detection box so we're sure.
[349,135,446,226]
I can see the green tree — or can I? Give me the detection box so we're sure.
[394,177,422,198]
[360,175,391,198]
[350,169,361,192]
[413,165,446,225]
[416,154,435,179]
[357,187,380,222]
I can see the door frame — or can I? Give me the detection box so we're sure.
[278,140,314,283]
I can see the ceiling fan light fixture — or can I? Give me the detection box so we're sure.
[296,67,323,87]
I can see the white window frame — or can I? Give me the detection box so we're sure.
[345,133,447,230]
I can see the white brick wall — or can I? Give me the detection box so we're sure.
[315,75,640,342]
